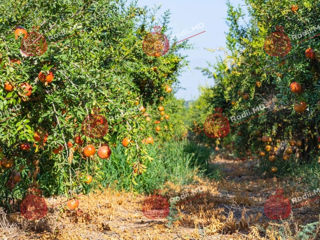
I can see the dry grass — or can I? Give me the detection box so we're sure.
[1,155,319,239]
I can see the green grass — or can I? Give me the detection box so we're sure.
[99,139,221,194]
[289,160,320,190]
[183,141,222,180]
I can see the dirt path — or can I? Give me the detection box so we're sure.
[1,153,319,240]
[209,154,320,237]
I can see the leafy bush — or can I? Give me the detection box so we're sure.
[194,0,320,178]
[0,0,187,208]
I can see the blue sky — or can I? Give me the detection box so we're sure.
[137,0,245,101]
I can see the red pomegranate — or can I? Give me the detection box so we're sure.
[264,189,291,220]
[98,145,112,159]
[203,108,230,138]
[20,143,31,151]
[142,26,170,57]
[305,48,315,59]
[290,82,302,94]
[264,26,291,57]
